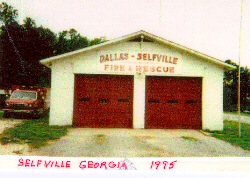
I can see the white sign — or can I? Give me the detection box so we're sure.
[98,52,182,74]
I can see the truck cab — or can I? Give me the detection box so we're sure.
[4,86,50,118]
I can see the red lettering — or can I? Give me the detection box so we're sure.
[100,162,107,169]
[165,56,168,63]
[94,162,99,168]
[55,161,60,167]
[61,161,65,167]
[124,53,129,60]
[143,53,147,60]
[137,53,142,60]
[152,54,157,61]
[148,54,152,60]
[150,161,154,169]
[104,64,109,70]
[25,159,30,167]
[120,65,125,71]
[120,162,128,170]
[88,161,93,168]
[170,67,174,73]
[163,67,169,72]
[143,66,149,72]
[31,160,35,167]
[120,53,124,60]
[100,55,105,63]
[169,57,172,63]
[156,66,162,72]
[173,57,178,64]
[136,66,142,72]
[18,158,24,166]
[44,161,51,168]
[162,55,165,62]
[163,161,168,169]
[110,54,114,61]
[50,161,54,167]
[157,55,162,62]
[169,160,177,169]
[150,66,155,72]
[115,53,119,60]
[108,161,116,168]
[155,161,160,169]
[105,54,109,62]
[114,65,119,71]
[79,161,86,169]
[66,161,70,168]
[37,160,42,167]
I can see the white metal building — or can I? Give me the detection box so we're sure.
[40,30,235,130]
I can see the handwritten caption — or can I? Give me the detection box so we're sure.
[18,158,177,170]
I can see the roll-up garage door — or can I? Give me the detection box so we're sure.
[73,74,133,128]
[145,76,202,129]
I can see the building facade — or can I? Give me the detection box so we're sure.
[40,31,235,130]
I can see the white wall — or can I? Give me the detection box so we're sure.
[49,41,225,130]
[202,64,224,130]
[49,59,74,126]
[133,74,146,128]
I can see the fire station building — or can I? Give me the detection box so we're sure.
[40,30,235,130]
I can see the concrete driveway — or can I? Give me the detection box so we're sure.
[34,128,250,157]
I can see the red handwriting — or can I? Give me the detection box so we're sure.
[18,158,71,168]
[150,160,177,170]
[79,161,121,170]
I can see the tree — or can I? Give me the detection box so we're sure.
[0,2,18,25]
[0,3,55,88]
[89,36,107,46]
[224,59,250,112]
[55,28,89,55]
[0,2,108,89]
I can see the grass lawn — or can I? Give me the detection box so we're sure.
[0,114,68,149]
[207,120,250,151]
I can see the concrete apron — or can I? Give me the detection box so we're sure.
[34,128,250,157]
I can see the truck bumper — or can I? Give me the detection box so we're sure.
[4,109,34,114]
[4,108,45,114]
[4,109,34,113]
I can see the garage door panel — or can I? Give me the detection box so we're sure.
[145,76,202,129]
[73,74,133,128]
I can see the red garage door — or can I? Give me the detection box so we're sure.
[73,74,133,128]
[145,76,202,129]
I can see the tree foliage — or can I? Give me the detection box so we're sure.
[0,2,106,89]
[224,59,250,112]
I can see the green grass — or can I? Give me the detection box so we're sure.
[207,120,250,151]
[0,115,68,149]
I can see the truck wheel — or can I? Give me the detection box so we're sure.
[3,111,10,118]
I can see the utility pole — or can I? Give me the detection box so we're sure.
[238,0,244,138]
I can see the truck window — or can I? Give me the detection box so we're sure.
[11,91,37,100]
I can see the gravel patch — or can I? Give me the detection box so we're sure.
[34,128,250,157]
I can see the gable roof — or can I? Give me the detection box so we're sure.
[40,30,236,70]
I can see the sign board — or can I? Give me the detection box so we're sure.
[98,52,182,74]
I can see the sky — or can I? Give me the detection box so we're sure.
[2,0,250,68]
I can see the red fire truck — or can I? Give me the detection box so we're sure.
[3,86,50,118]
